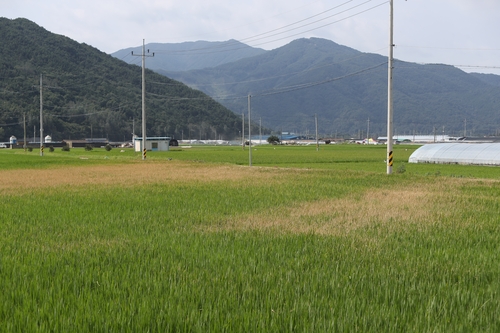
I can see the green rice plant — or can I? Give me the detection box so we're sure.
[1,157,499,332]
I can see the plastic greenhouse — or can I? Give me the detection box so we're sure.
[409,143,500,166]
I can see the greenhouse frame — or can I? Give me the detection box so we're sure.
[409,143,500,166]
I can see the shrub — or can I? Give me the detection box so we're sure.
[105,144,112,151]
[27,147,33,152]
[61,145,70,152]
[396,163,406,174]
[85,145,93,151]
[49,146,54,152]
[267,135,280,145]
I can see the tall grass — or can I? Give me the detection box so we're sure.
[0,146,499,331]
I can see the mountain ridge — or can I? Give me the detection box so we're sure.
[0,18,245,142]
[159,37,500,137]
[112,40,267,72]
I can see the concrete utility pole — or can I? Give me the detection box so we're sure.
[23,113,26,152]
[40,74,44,156]
[248,95,252,166]
[315,113,319,151]
[387,0,394,174]
[132,39,154,160]
[367,118,370,145]
[259,117,262,146]
[242,113,245,150]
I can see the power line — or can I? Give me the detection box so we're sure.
[452,65,500,70]
[244,2,388,49]
[146,1,385,57]
[148,0,342,53]
[394,61,500,71]
[397,45,500,52]
[239,0,375,45]
[255,61,387,97]
[148,44,387,90]
[145,61,387,101]
[152,0,357,55]
[0,121,24,127]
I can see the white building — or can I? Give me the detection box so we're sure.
[377,135,452,143]
[134,136,171,152]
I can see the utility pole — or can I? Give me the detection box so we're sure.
[40,74,44,156]
[242,113,245,150]
[367,118,370,145]
[387,0,394,174]
[132,118,136,143]
[248,95,252,166]
[315,113,319,151]
[132,39,154,160]
[23,113,26,152]
[259,117,262,145]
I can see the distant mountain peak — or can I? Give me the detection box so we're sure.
[111,40,267,72]
[158,36,500,136]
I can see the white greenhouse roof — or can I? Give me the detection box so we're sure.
[409,143,500,166]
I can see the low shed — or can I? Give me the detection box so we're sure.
[409,143,500,166]
[134,136,171,152]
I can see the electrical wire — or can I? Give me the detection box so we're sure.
[245,2,387,49]
[148,45,387,88]
[148,1,386,56]
[254,61,387,97]
[151,0,356,55]
[397,45,500,52]
[146,61,387,101]
[0,121,25,127]
[239,0,375,46]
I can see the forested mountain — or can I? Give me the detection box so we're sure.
[112,40,266,72]
[0,18,244,142]
[3,18,498,142]
[471,73,500,88]
[161,38,500,137]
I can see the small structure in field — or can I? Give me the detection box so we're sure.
[134,136,171,152]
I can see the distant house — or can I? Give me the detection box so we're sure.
[377,135,452,143]
[65,138,108,148]
[134,136,171,152]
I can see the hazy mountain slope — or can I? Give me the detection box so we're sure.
[112,40,267,72]
[470,73,500,88]
[162,38,500,137]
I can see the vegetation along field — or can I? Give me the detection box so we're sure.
[1,144,499,332]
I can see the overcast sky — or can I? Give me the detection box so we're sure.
[3,0,500,74]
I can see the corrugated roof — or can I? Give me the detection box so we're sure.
[409,143,500,165]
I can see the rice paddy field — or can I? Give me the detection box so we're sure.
[1,144,499,332]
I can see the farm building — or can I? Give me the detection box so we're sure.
[377,135,452,143]
[409,143,500,166]
[134,136,171,152]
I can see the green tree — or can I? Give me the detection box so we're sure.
[267,135,280,145]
